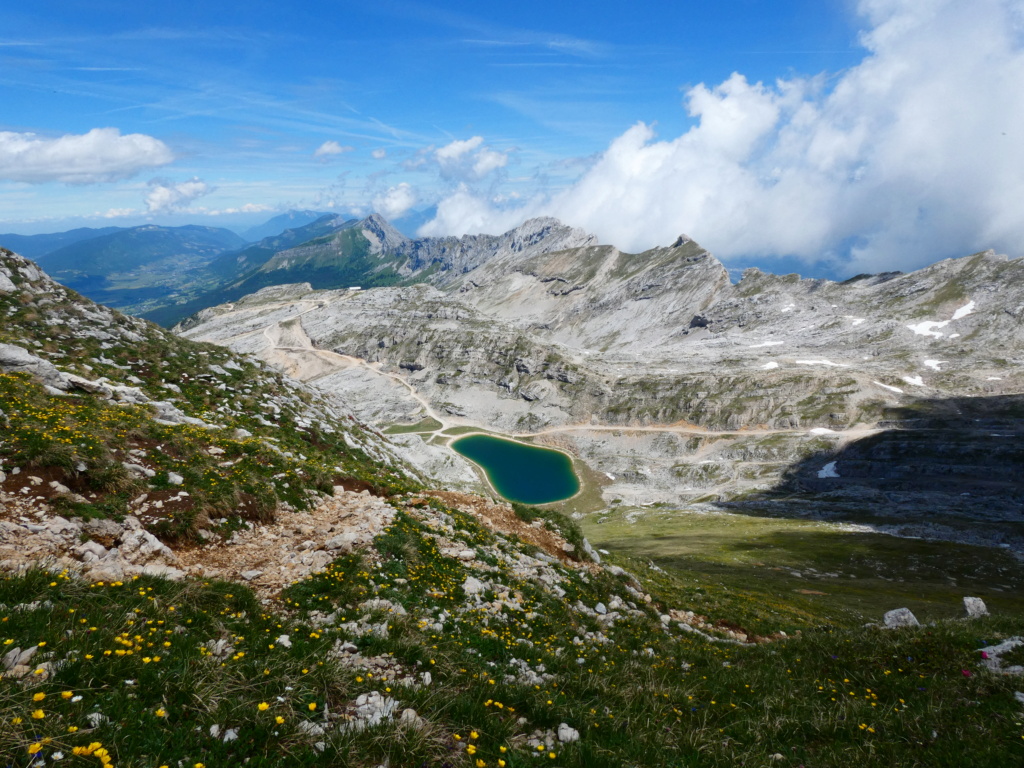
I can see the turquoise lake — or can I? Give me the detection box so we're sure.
[451,434,580,505]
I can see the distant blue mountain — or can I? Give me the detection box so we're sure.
[0,226,125,259]
[392,206,437,238]
[240,210,337,242]
[38,224,246,275]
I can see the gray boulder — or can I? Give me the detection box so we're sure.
[0,343,66,390]
[963,596,988,618]
[462,576,486,595]
[883,608,920,628]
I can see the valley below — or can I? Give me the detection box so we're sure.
[177,218,1024,627]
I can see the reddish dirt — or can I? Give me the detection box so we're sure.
[0,465,93,502]
[421,490,583,566]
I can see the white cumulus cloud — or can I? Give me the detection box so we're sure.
[435,136,509,181]
[418,184,526,238]
[422,0,1024,274]
[313,140,354,158]
[371,148,387,160]
[372,182,418,220]
[145,177,212,214]
[102,208,137,219]
[0,128,173,183]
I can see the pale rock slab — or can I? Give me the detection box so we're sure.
[963,596,988,618]
[883,608,920,628]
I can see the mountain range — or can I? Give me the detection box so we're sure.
[180,215,1024,557]
[3,210,1022,551]
[0,209,443,322]
[0,226,125,259]
[1,217,1023,767]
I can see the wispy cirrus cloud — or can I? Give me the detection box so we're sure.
[374,0,609,58]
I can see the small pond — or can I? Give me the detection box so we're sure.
[451,434,580,505]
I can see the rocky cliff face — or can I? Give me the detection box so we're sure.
[449,237,730,351]
[396,216,599,281]
[179,224,1024,543]
[253,215,597,289]
[185,234,1024,430]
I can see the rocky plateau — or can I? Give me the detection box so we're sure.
[175,217,1023,555]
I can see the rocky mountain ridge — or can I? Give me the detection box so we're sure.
[181,221,1024,553]
[147,214,595,329]
[2,236,1024,768]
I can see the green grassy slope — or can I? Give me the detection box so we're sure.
[3,506,1022,767]
[0,248,413,536]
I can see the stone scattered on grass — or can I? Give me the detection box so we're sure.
[883,608,919,628]
[557,723,580,743]
[963,596,988,618]
[979,637,1024,676]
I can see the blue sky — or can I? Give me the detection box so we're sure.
[2,0,1024,275]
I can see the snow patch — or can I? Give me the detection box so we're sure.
[795,359,850,368]
[906,300,975,338]
[817,461,840,479]
[986,376,1003,381]
[952,300,976,320]
[808,428,836,435]
[761,361,780,370]
[902,375,924,387]
[748,341,785,348]
[850,318,866,326]
[923,359,946,371]
[781,303,795,313]
[605,472,616,480]
[906,320,948,338]
[873,381,904,394]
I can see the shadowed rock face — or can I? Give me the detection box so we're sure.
[770,394,1024,506]
[717,394,1024,555]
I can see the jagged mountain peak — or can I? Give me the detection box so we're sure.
[358,212,411,254]
[502,216,599,251]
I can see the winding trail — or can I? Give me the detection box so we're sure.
[518,422,883,440]
[256,310,453,431]
[251,308,881,445]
